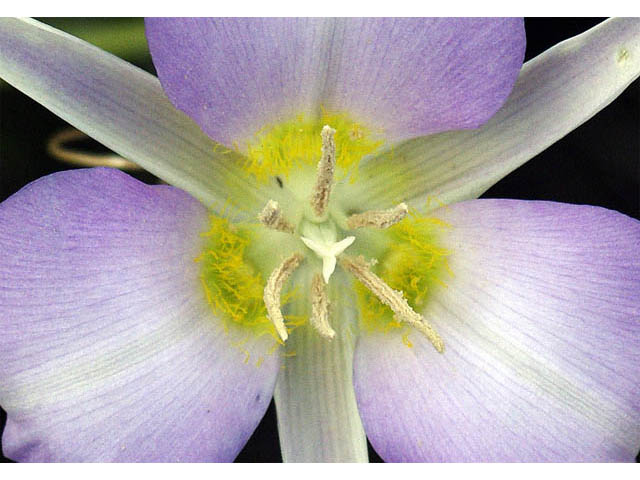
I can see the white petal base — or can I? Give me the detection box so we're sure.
[274,272,368,462]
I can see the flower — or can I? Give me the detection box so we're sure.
[0,17,639,462]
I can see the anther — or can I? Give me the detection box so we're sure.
[347,202,409,230]
[264,253,304,342]
[258,200,295,233]
[310,274,335,339]
[340,255,444,353]
[310,125,336,217]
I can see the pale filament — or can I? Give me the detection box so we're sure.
[48,128,142,171]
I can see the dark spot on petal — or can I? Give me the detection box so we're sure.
[255,393,261,403]
[276,176,283,188]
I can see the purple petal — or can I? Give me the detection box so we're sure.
[353,199,640,462]
[0,168,279,462]
[145,18,525,147]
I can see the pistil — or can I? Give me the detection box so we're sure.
[300,234,355,284]
[340,255,444,353]
[264,253,304,342]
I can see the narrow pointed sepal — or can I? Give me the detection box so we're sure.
[356,18,640,210]
[0,18,271,214]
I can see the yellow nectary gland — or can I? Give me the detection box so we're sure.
[243,112,383,182]
[195,215,288,341]
[355,213,452,335]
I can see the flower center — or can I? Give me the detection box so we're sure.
[198,116,451,353]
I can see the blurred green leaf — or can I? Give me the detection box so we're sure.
[39,18,149,61]
[1,18,151,90]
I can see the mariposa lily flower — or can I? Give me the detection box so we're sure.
[0,17,639,463]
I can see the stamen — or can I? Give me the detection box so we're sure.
[310,125,336,217]
[258,200,295,233]
[347,202,409,230]
[340,255,444,353]
[264,253,304,342]
[309,274,336,339]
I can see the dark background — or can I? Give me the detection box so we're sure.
[0,18,638,463]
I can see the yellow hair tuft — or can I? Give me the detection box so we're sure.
[196,215,284,342]
[243,112,383,183]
